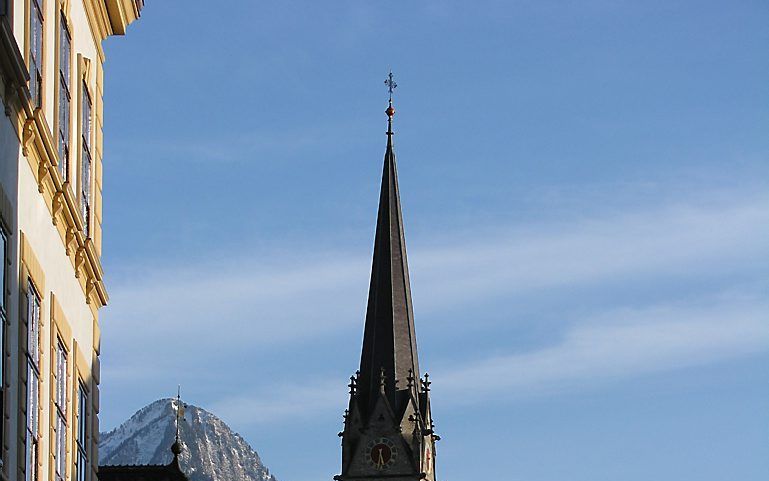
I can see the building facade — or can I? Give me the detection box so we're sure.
[336,95,439,481]
[0,1,141,481]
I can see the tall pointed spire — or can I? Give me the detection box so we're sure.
[357,72,420,409]
[337,73,439,481]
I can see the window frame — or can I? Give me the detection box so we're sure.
[75,382,88,481]
[0,226,6,465]
[25,280,41,481]
[57,12,72,183]
[80,83,92,238]
[0,227,6,316]
[26,363,39,481]
[53,338,68,481]
[28,0,44,109]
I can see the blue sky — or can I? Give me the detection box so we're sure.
[98,1,768,481]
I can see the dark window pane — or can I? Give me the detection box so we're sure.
[60,16,71,88]
[77,384,87,448]
[0,228,4,467]
[0,229,5,313]
[26,364,39,481]
[27,282,40,367]
[58,81,70,180]
[29,0,43,108]
[81,86,92,237]
[58,16,72,182]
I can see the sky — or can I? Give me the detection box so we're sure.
[98,2,768,481]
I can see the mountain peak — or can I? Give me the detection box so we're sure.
[100,399,278,481]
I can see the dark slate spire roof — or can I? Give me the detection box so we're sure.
[357,99,420,409]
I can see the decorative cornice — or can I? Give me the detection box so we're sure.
[86,0,112,38]
[104,0,143,36]
[14,99,109,311]
[21,118,35,156]
[52,191,64,224]
[80,2,106,62]
[65,226,77,256]
[83,0,142,42]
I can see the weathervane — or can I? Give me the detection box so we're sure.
[384,71,397,125]
[384,71,397,103]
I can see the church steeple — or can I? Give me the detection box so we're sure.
[336,73,438,481]
[357,74,420,411]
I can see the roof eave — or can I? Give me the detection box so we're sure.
[104,0,143,35]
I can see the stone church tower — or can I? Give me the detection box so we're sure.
[336,80,439,481]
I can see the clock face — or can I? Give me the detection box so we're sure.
[366,437,397,470]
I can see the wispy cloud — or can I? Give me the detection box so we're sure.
[103,193,769,351]
[435,293,769,403]
[99,192,769,426]
[209,380,348,428]
[207,292,769,426]
[412,197,768,309]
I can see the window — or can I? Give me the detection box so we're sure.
[57,16,72,181]
[0,227,6,315]
[26,282,41,481]
[29,0,43,108]
[54,340,68,481]
[0,227,6,463]
[27,281,40,366]
[76,383,88,481]
[26,364,39,481]
[80,85,92,237]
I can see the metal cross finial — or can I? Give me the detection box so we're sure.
[384,71,397,103]
[175,386,181,440]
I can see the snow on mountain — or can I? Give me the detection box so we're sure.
[100,398,278,481]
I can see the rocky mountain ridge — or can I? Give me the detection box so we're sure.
[100,398,278,481]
